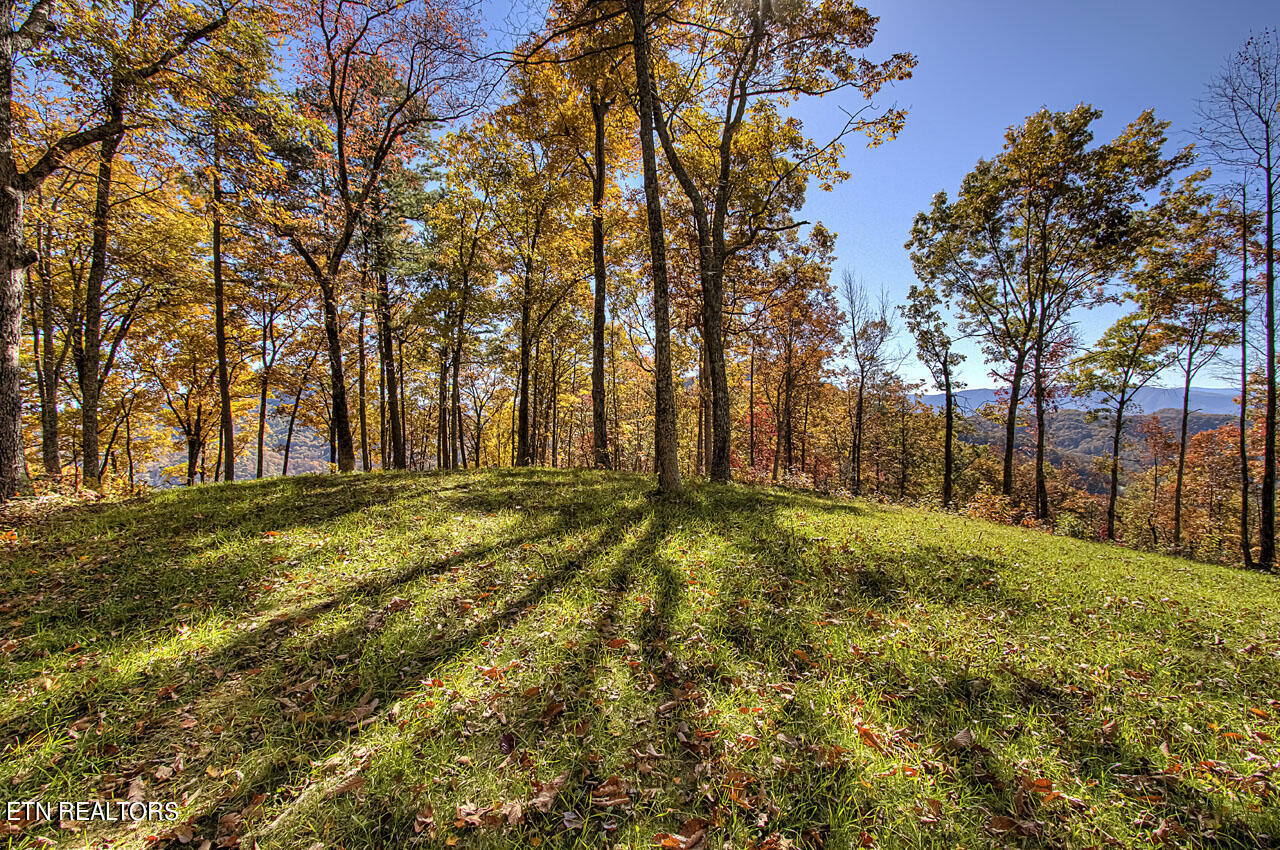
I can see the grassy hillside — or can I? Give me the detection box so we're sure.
[2,469,1279,849]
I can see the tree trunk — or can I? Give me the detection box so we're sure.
[1241,187,1255,569]
[34,219,60,479]
[437,352,450,469]
[943,364,954,508]
[0,157,33,498]
[1261,135,1277,570]
[317,276,356,472]
[212,142,234,483]
[629,0,681,495]
[1002,355,1027,497]
[1033,354,1048,519]
[590,93,611,469]
[186,405,203,487]
[517,272,533,466]
[1174,361,1192,550]
[1106,403,1125,541]
[375,258,404,469]
[357,281,370,471]
[77,127,123,492]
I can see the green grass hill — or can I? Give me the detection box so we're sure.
[2,469,1279,848]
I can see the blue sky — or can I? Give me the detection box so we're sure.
[792,0,1276,387]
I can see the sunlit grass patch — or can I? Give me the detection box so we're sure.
[2,468,1279,848]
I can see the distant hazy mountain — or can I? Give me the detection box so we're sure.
[921,386,1240,416]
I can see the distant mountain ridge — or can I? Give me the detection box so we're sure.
[921,386,1239,416]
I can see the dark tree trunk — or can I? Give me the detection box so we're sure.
[437,352,450,469]
[1174,362,1192,550]
[517,273,533,466]
[1106,403,1126,541]
[1262,136,1277,570]
[212,142,234,483]
[590,92,611,469]
[943,364,954,508]
[629,0,681,495]
[1002,355,1027,497]
[1033,355,1048,519]
[34,219,60,478]
[186,405,203,487]
[375,259,404,469]
[77,126,123,491]
[357,282,370,471]
[1241,187,1255,569]
[317,277,356,472]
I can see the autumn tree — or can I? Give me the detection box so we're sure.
[0,0,260,498]
[1135,175,1239,551]
[643,0,913,484]
[277,0,480,472]
[1196,29,1280,570]
[909,106,1189,515]
[1068,309,1174,540]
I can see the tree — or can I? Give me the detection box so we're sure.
[909,106,1189,512]
[841,272,893,495]
[0,0,249,499]
[1135,175,1239,551]
[1069,309,1174,540]
[905,283,964,507]
[625,0,680,494]
[1197,29,1280,570]
[278,0,480,472]
[646,0,914,484]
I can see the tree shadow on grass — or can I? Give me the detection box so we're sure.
[4,470,1277,849]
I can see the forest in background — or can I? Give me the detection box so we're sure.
[1,0,1278,569]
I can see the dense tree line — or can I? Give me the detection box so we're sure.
[3,0,1277,568]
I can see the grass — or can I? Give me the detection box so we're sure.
[1,467,1279,849]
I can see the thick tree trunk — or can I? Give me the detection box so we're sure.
[317,277,356,472]
[590,94,611,469]
[628,0,681,495]
[0,186,30,498]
